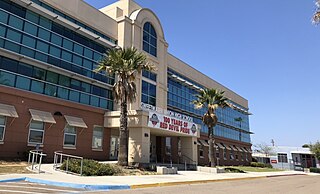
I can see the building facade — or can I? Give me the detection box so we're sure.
[0,0,252,166]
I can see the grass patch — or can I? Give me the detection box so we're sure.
[0,161,31,174]
[222,166,284,172]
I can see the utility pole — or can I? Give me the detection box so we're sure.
[271,139,275,147]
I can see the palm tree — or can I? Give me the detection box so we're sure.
[193,89,229,167]
[95,47,154,166]
[313,0,320,24]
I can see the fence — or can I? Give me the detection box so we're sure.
[53,151,84,176]
[27,150,47,173]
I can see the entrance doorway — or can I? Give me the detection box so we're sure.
[109,136,119,160]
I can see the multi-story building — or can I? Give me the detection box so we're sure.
[0,0,252,166]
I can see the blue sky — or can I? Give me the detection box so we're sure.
[84,0,320,147]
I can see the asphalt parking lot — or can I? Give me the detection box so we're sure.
[0,181,86,193]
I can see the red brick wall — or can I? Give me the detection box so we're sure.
[0,86,111,162]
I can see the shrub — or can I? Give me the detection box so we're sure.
[60,159,122,176]
[224,167,245,173]
[250,162,273,168]
[310,167,320,173]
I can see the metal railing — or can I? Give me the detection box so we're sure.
[181,155,198,171]
[53,151,84,176]
[28,150,47,173]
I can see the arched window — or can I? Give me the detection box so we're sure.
[143,22,157,57]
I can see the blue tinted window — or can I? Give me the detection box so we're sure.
[90,96,99,107]
[57,87,68,99]
[6,29,21,42]
[39,16,51,29]
[84,48,93,59]
[80,93,90,104]
[38,28,50,41]
[36,41,49,52]
[51,33,62,46]
[16,76,30,90]
[46,71,58,84]
[33,67,46,80]
[143,22,157,57]
[69,90,79,102]
[9,15,23,30]
[44,84,57,96]
[18,63,33,76]
[22,35,36,48]
[49,46,61,58]
[31,80,44,93]
[24,22,38,36]
[0,10,9,24]
[0,25,6,37]
[63,39,73,50]
[0,71,15,86]
[26,10,38,24]
[73,43,83,55]
[2,57,18,72]
[61,50,72,61]
[59,75,70,87]
[20,46,35,58]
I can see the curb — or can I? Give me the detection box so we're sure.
[130,174,307,189]
[0,177,130,191]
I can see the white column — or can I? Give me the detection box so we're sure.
[128,127,150,164]
[180,136,198,165]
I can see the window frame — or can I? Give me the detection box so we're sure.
[28,120,45,145]
[142,22,157,57]
[278,153,288,163]
[199,145,204,158]
[92,125,104,150]
[0,116,6,142]
[63,125,77,148]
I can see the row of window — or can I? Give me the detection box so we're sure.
[30,0,117,44]
[199,146,249,161]
[142,70,157,82]
[0,0,109,54]
[0,115,104,149]
[0,12,114,84]
[0,56,112,99]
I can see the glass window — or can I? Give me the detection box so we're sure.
[84,48,93,59]
[36,40,49,53]
[46,71,58,84]
[83,59,92,70]
[70,79,81,90]
[39,16,51,29]
[69,90,80,102]
[18,63,33,76]
[58,75,70,87]
[26,10,39,24]
[57,87,69,99]
[24,22,38,36]
[61,50,72,61]
[0,25,6,37]
[0,116,6,141]
[38,28,50,41]
[143,22,157,57]
[51,33,62,46]
[92,126,103,149]
[22,35,36,48]
[16,76,30,90]
[80,93,89,104]
[1,57,18,72]
[33,67,46,80]
[35,52,48,63]
[9,15,23,30]
[64,125,76,147]
[0,10,9,24]
[6,29,21,43]
[81,82,90,93]
[90,96,99,107]
[30,80,44,94]
[49,45,61,58]
[63,39,73,50]
[28,121,44,144]
[199,145,204,158]
[72,55,82,66]
[278,153,288,163]
[44,83,57,97]
[0,71,15,87]
[73,44,83,55]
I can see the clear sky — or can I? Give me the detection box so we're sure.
[84,0,320,147]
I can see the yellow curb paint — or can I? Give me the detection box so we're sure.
[130,176,268,189]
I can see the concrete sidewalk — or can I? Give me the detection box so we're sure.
[0,164,317,190]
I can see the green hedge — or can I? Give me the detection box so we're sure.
[310,167,320,173]
[250,162,273,168]
[60,159,122,176]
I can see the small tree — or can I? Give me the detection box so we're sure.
[310,141,320,160]
[95,47,154,166]
[302,144,310,148]
[254,143,274,157]
[313,0,320,24]
[193,89,229,167]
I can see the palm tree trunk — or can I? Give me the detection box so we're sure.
[118,99,128,166]
[208,127,216,167]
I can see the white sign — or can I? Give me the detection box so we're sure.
[148,111,198,137]
[141,102,193,122]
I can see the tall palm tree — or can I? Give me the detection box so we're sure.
[313,0,320,24]
[193,89,229,167]
[95,47,154,166]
